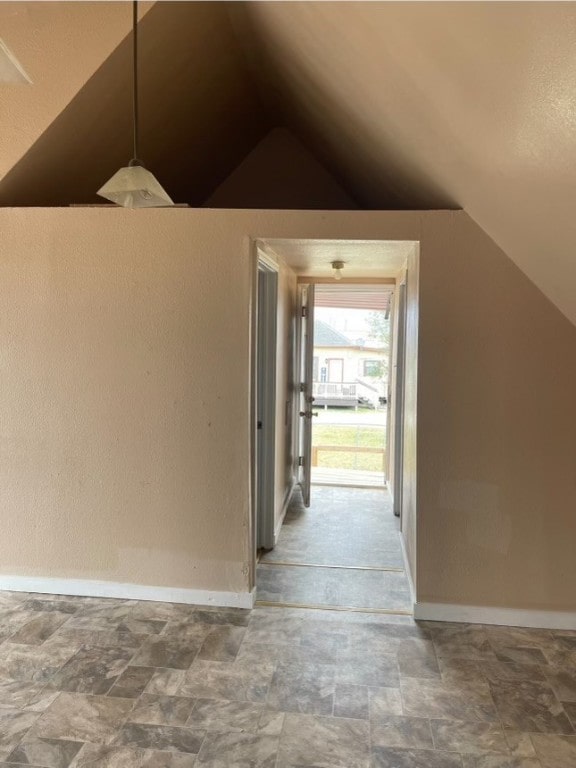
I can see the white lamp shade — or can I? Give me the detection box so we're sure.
[0,38,32,83]
[97,165,174,208]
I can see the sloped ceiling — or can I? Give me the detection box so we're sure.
[0,1,270,206]
[205,126,358,209]
[0,1,146,181]
[229,1,576,326]
[1,2,576,325]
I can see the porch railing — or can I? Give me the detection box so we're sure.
[311,445,386,472]
[313,382,357,398]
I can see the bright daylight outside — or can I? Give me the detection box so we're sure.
[311,301,390,488]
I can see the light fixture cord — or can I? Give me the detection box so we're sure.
[130,0,140,166]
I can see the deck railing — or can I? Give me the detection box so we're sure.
[311,444,386,472]
[312,382,357,398]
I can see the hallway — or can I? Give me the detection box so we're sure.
[257,486,412,613]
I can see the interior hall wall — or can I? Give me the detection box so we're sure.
[1,208,575,613]
[416,213,576,611]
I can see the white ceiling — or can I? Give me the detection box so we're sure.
[259,238,416,278]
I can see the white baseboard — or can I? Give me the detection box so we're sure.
[0,575,256,610]
[399,532,416,608]
[414,601,576,630]
[275,478,296,544]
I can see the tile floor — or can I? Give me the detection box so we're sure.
[259,487,402,569]
[0,490,573,765]
[0,591,575,767]
[258,486,412,611]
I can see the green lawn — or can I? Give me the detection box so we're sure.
[312,423,386,471]
[314,406,386,425]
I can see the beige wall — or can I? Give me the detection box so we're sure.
[0,209,254,593]
[1,208,575,611]
[232,2,576,327]
[417,214,576,611]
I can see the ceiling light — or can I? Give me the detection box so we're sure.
[98,1,173,208]
[331,260,345,280]
[0,38,31,83]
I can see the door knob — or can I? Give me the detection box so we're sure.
[299,411,318,418]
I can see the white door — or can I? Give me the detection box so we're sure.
[393,282,407,518]
[327,358,344,382]
[298,284,315,507]
[256,265,278,549]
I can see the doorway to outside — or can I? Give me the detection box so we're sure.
[253,239,416,615]
[258,281,410,613]
[310,284,391,491]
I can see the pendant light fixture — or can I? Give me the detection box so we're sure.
[331,260,345,280]
[0,38,31,83]
[98,1,173,208]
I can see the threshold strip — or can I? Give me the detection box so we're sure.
[255,600,412,616]
[258,561,404,573]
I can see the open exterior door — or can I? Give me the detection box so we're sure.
[298,284,315,507]
[392,281,407,517]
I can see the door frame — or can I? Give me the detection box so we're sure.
[254,254,279,554]
[297,283,315,507]
[392,280,407,518]
[295,278,398,495]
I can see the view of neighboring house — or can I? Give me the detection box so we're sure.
[313,319,387,408]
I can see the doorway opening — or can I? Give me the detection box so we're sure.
[310,284,392,491]
[252,239,418,614]
[255,257,278,554]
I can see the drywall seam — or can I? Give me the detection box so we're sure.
[0,576,256,610]
[414,602,576,630]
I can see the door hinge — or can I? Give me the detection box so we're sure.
[301,306,308,318]
[298,456,304,467]
[299,382,306,392]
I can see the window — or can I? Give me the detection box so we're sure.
[313,356,319,382]
[363,359,383,377]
